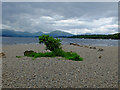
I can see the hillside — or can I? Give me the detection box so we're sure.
[47,30,73,37]
[1,29,73,37]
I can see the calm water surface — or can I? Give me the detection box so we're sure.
[2,37,119,46]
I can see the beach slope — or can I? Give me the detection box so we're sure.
[2,44,118,88]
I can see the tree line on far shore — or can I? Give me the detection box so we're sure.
[67,33,120,39]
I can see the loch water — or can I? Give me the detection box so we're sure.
[2,37,119,46]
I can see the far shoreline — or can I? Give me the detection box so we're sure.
[1,36,120,40]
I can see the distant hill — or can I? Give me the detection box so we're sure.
[47,30,73,37]
[32,31,44,36]
[84,33,92,35]
[1,29,44,37]
[1,29,73,37]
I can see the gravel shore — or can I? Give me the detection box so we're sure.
[2,44,118,88]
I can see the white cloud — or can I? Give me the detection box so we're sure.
[92,24,118,34]
[0,24,2,29]
[40,16,54,20]
[55,18,84,26]
[1,24,12,30]
[2,16,118,34]
[53,17,116,27]
[52,17,117,34]
[92,17,114,26]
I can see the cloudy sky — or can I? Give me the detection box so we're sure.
[2,2,118,34]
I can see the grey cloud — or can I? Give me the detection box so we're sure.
[2,2,118,34]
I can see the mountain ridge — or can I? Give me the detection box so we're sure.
[1,29,73,37]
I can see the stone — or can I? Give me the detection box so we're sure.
[99,56,101,59]
[84,46,89,48]
[89,47,96,49]
[98,48,104,51]
[70,43,80,46]
[24,50,35,56]
[0,52,6,58]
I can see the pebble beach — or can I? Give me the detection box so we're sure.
[2,44,118,88]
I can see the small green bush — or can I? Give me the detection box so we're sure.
[24,49,83,61]
[34,52,55,57]
[24,35,83,61]
[52,48,66,57]
[39,35,61,51]
[16,56,23,58]
[24,52,55,58]
[65,52,83,61]
[53,49,83,61]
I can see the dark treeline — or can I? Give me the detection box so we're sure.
[67,33,120,39]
